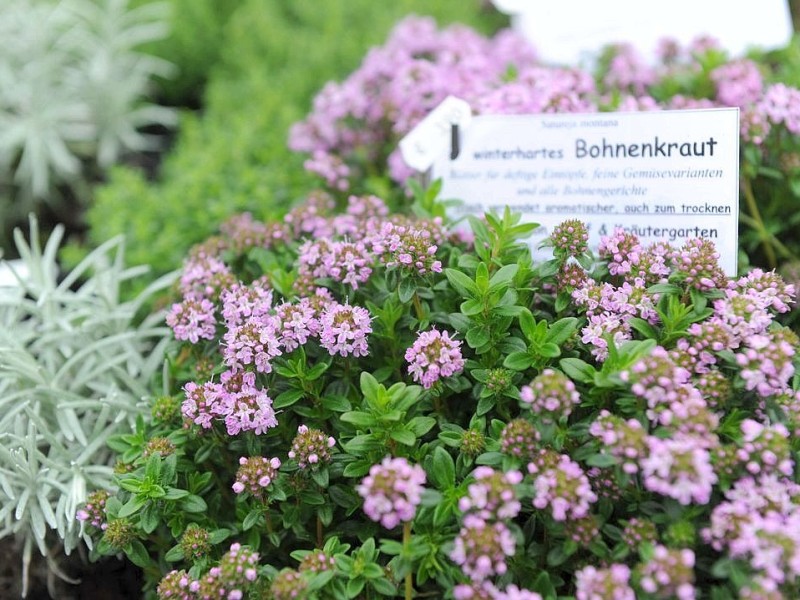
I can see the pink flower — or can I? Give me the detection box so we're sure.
[357,456,426,529]
[405,328,465,389]
[318,301,372,357]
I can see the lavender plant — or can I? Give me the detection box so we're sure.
[82,188,800,599]
[0,216,175,596]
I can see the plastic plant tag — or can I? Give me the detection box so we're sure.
[399,96,472,172]
[432,108,740,275]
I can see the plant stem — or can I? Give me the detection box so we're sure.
[403,522,413,600]
[317,515,323,548]
[742,176,778,268]
[412,291,424,321]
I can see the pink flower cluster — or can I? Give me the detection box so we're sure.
[528,454,597,521]
[519,368,580,422]
[181,370,277,436]
[232,456,281,499]
[575,564,635,600]
[458,467,522,521]
[636,545,696,600]
[573,276,657,361]
[450,515,516,582]
[287,424,336,469]
[703,474,800,590]
[405,328,465,389]
[357,456,426,529]
[157,543,258,600]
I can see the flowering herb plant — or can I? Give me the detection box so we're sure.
[289,16,800,273]
[78,185,800,600]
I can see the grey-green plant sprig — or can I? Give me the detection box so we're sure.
[0,215,176,596]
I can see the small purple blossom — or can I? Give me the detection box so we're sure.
[640,435,717,505]
[357,456,426,529]
[166,297,217,344]
[519,368,580,421]
[450,515,516,582]
[233,456,281,499]
[575,564,635,600]
[288,424,336,469]
[458,466,523,521]
[319,301,372,357]
[528,454,597,521]
[405,328,465,388]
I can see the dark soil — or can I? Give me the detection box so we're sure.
[0,537,143,600]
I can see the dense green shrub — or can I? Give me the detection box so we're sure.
[81,0,506,276]
[130,0,244,106]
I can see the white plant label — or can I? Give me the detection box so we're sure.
[432,108,740,275]
[399,96,472,173]
[494,0,793,64]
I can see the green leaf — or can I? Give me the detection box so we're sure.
[488,263,518,289]
[208,529,232,544]
[446,268,478,298]
[390,428,416,446]
[538,342,561,358]
[274,389,305,409]
[360,372,380,403]
[165,545,184,562]
[370,578,396,596]
[430,446,456,488]
[449,312,472,332]
[180,495,207,513]
[342,461,372,478]
[140,503,159,534]
[518,309,537,341]
[124,540,150,568]
[545,317,578,345]
[347,578,365,597]
[343,434,380,455]
[407,416,436,437]
[586,453,618,468]
[476,395,496,416]
[340,411,378,428]
[503,351,533,371]
[629,317,659,339]
[163,487,190,501]
[559,357,596,384]
[311,468,329,487]
[243,509,262,531]
[460,298,483,316]
[118,495,146,518]
[466,326,490,349]
[322,394,351,412]
[398,277,417,304]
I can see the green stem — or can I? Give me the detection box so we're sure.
[412,291,424,322]
[317,515,323,548]
[403,522,413,600]
[742,176,778,268]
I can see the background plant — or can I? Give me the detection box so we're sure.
[81,186,800,599]
[289,17,800,275]
[77,0,506,280]
[0,216,174,597]
[0,0,176,251]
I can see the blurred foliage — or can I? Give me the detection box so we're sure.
[0,0,176,253]
[77,0,507,278]
[130,0,244,106]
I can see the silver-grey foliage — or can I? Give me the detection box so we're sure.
[0,216,176,596]
[0,0,176,206]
